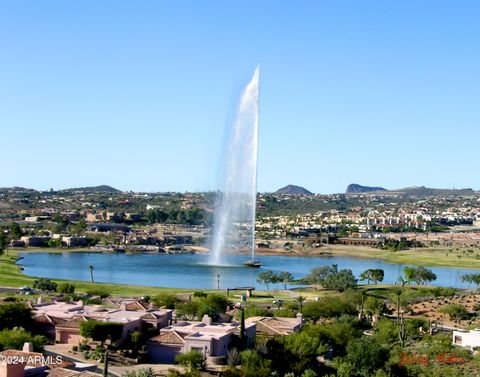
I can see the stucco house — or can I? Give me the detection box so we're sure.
[452,329,480,350]
[245,314,304,336]
[147,315,256,363]
[32,300,172,345]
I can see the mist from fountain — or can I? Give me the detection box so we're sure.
[209,67,259,266]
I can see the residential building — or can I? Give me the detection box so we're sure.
[245,314,304,336]
[452,329,480,350]
[147,315,256,363]
[32,300,172,345]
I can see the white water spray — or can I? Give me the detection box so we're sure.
[209,67,259,265]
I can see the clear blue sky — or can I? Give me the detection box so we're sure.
[1,1,479,193]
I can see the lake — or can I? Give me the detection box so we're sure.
[17,252,480,289]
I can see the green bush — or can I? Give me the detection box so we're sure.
[58,283,75,294]
[122,368,155,377]
[175,350,204,372]
[438,304,469,320]
[33,278,57,292]
[0,328,46,351]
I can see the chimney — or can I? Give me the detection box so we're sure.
[202,315,213,326]
[22,342,34,353]
[296,313,303,325]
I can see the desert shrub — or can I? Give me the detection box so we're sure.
[58,283,75,294]
[122,368,155,377]
[438,304,469,320]
[176,350,204,372]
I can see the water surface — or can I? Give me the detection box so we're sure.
[18,252,479,289]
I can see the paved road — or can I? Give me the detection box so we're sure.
[45,345,184,377]
[0,287,20,294]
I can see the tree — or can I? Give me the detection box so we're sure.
[9,223,22,239]
[461,273,480,287]
[403,267,415,284]
[130,331,142,352]
[343,337,388,376]
[403,266,437,285]
[238,349,272,377]
[240,308,246,349]
[0,303,32,330]
[175,301,199,320]
[364,296,385,316]
[359,269,384,285]
[256,270,278,290]
[302,296,357,322]
[305,265,337,288]
[152,293,178,309]
[277,272,294,290]
[80,320,123,347]
[295,295,306,313]
[33,278,57,292]
[413,267,437,285]
[204,294,231,313]
[323,269,357,292]
[304,265,356,292]
[47,238,63,248]
[89,265,95,283]
[0,231,5,256]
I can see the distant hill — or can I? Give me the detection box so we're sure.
[275,185,313,195]
[345,184,475,197]
[392,186,475,197]
[59,185,121,194]
[346,184,386,193]
[0,186,37,193]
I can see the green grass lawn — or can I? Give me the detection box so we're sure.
[320,245,480,269]
[0,251,191,296]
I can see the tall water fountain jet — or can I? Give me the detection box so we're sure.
[209,67,260,266]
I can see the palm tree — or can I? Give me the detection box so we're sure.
[295,295,306,313]
[89,265,94,283]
